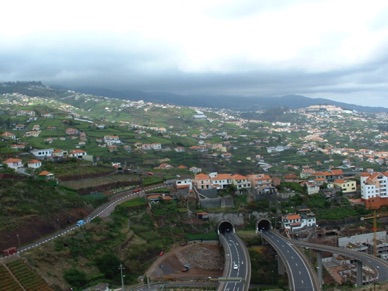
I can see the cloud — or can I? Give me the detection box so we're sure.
[1,0,388,107]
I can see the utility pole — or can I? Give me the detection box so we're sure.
[16,234,21,252]
[119,264,125,291]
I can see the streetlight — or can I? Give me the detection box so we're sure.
[119,264,125,291]
[16,234,21,251]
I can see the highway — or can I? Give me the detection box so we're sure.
[292,240,388,283]
[219,231,250,291]
[260,230,319,291]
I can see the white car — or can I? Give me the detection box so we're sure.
[233,262,238,270]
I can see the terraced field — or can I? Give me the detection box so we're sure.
[4,259,52,291]
[0,263,23,291]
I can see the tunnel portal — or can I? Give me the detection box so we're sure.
[256,219,272,232]
[218,221,234,234]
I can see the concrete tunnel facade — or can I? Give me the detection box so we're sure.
[218,220,234,234]
[256,218,272,232]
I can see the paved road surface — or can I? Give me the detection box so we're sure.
[261,230,318,291]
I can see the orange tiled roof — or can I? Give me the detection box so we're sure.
[286,214,301,220]
[331,169,343,175]
[334,179,345,184]
[213,173,232,180]
[231,174,247,180]
[39,170,52,176]
[5,158,22,163]
[195,173,210,180]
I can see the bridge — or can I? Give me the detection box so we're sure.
[256,218,388,289]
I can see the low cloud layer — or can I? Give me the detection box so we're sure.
[1,0,388,107]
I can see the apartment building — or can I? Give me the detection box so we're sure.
[360,171,388,209]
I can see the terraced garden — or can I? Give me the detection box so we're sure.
[4,259,52,291]
[0,263,23,291]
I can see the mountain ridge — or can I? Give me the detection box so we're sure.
[71,87,388,113]
[1,81,387,113]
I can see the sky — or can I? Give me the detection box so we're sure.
[1,0,388,108]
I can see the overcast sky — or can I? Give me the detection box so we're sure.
[1,0,388,108]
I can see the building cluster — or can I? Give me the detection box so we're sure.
[193,172,274,192]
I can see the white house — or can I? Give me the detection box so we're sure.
[142,143,162,150]
[104,135,121,145]
[68,149,87,158]
[28,159,42,169]
[4,158,23,170]
[305,181,320,195]
[209,172,233,190]
[30,148,54,158]
[175,178,193,190]
[282,213,316,231]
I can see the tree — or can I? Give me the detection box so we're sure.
[63,268,87,288]
[95,253,121,280]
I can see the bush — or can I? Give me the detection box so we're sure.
[63,268,87,288]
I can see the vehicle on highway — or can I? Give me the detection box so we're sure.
[233,262,238,270]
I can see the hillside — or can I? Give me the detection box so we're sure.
[73,86,388,113]
[1,81,387,113]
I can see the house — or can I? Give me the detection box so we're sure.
[104,135,121,145]
[157,163,173,169]
[32,124,40,131]
[52,149,66,158]
[14,124,25,130]
[334,179,357,193]
[4,158,23,170]
[66,128,79,135]
[17,110,35,116]
[38,170,54,179]
[209,172,233,190]
[231,174,251,189]
[194,173,212,190]
[189,166,202,174]
[247,173,273,191]
[304,181,320,195]
[108,145,118,152]
[24,131,41,137]
[142,143,162,150]
[10,144,26,150]
[174,146,185,153]
[314,169,344,183]
[196,212,209,220]
[30,148,54,158]
[1,131,16,140]
[175,178,193,190]
[300,168,315,179]
[79,132,87,141]
[281,212,316,231]
[146,194,173,204]
[28,159,42,169]
[68,149,87,158]
[221,152,232,159]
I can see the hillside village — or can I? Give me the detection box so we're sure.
[1,87,387,194]
[1,83,388,289]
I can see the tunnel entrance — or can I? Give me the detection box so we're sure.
[257,219,272,232]
[218,221,234,234]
